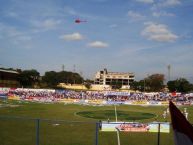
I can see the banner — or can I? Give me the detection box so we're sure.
[15,88,55,92]
[0,87,10,92]
[148,101,162,105]
[104,91,130,96]
[106,101,125,105]
[87,99,104,104]
[148,123,170,133]
[0,88,9,99]
[0,93,7,99]
[101,122,170,133]
[59,98,76,103]
[8,95,20,100]
[132,101,148,105]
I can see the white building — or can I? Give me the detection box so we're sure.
[94,68,135,89]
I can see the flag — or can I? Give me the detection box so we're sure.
[171,91,177,97]
[169,101,193,145]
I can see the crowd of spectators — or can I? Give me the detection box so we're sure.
[4,88,193,105]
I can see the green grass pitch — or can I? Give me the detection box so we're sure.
[0,100,193,145]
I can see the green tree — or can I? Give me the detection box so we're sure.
[110,80,122,90]
[72,73,84,84]
[84,79,93,90]
[145,74,165,92]
[167,78,193,93]
[42,71,58,88]
[130,81,138,90]
[130,80,145,91]
[18,69,40,88]
[167,80,176,92]
[84,82,91,90]
[42,71,84,88]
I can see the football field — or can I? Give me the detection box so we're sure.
[0,100,193,145]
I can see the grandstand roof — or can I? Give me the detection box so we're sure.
[0,69,19,74]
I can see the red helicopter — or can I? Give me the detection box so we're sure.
[75,18,87,23]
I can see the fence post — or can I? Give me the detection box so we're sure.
[95,122,99,145]
[157,123,160,145]
[36,119,40,145]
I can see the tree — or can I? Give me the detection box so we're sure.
[84,82,91,90]
[42,71,58,88]
[178,78,192,92]
[42,71,84,88]
[145,74,165,92]
[167,80,176,92]
[130,80,145,92]
[84,79,93,90]
[110,80,122,90]
[167,78,193,93]
[18,69,40,88]
[72,72,84,84]
[130,81,138,90]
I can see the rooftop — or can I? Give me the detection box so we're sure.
[0,69,19,74]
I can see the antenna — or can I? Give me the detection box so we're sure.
[167,65,171,82]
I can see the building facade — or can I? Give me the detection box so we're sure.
[94,68,135,88]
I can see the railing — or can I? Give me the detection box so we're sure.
[0,116,99,145]
[0,116,175,145]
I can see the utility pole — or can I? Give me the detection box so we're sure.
[73,65,76,84]
[80,71,83,83]
[144,79,145,92]
[62,64,65,72]
[167,65,171,82]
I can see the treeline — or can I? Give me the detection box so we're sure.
[130,74,193,93]
[2,68,193,92]
[17,69,84,89]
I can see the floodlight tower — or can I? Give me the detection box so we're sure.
[167,65,171,82]
[62,64,65,71]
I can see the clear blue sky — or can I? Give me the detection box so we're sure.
[0,0,193,82]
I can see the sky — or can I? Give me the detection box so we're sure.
[0,0,193,82]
